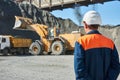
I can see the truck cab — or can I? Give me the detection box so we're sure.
[0,36,10,50]
[0,35,32,55]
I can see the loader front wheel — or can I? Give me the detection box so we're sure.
[29,42,43,55]
[51,41,65,55]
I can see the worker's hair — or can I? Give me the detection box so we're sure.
[88,24,100,29]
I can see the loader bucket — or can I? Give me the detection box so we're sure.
[13,16,49,38]
[13,16,33,30]
[13,17,22,29]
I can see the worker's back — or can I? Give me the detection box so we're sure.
[75,30,119,80]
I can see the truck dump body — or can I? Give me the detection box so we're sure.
[10,37,32,48]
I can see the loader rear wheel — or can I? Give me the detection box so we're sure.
[51,41,65,55]
[29,42,43,55]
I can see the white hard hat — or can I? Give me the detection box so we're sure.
[83,10,102,25]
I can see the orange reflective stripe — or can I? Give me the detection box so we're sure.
[78,34,114,50]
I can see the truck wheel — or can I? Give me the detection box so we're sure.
[16,48,24,55]
[29,42,43,55]
[19,48,24,55]
[24,48,30,55]
[51,41,65,55]
[3,48,9,56]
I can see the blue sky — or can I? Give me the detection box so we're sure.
[51,1,120,26]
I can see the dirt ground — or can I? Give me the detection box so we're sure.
[0,55,119,80]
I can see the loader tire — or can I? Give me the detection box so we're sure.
[29,42,43,55]
[51,41,65,55]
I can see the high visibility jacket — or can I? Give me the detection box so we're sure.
[74,30,120,80]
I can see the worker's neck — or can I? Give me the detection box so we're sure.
[86,29,98,34]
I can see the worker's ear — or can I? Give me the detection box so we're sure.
[83,21,88,29]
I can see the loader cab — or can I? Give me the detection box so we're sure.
[49,26,61,39]
[0,36,10,50]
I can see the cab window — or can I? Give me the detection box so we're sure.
[2,38,6,42]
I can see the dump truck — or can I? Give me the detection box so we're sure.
[13,16,83,55]
[0,35,32,55]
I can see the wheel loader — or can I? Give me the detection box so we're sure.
[13,16,83,55]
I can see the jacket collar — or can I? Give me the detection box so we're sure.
[87,30,101,35]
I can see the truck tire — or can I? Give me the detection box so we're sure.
[17,48,24,55]
[2,48,9,56]
[24,48,30,55]
[29,42,43,55]
[51,41,65,55]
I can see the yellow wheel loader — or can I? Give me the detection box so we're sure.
[13,16,83,55]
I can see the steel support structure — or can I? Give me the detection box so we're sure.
[16,0,117,11]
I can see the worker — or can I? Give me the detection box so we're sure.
[74,10,120,80]
[50,28,54,38]
[56,26,60,36]
[50,27,57,38]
